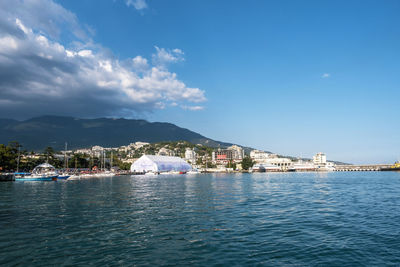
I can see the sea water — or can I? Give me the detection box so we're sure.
[0,172,399,266]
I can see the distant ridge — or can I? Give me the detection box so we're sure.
[0,116,237,151]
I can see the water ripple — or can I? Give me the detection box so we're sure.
[0,172,400,265]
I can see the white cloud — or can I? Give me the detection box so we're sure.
[125,0,147,10]
[0,0,90,41]
[181,105,204,111]
[152,46,184,67]
[322,73,331,78]
[132,55,149,70]
[0,0,205,119]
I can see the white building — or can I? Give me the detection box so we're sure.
[118,146,129,153]
[130,155,192,173]
[92,146,104,158]
[228,145,244,161]
[250,150,270,163]
[74,148,91,155]
[129,142,149,150]
[313,152,327,165]
[264,157,292,167]
[185,148,197,163]
[157,147,175,156]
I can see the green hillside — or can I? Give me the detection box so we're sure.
[0,116,234,151]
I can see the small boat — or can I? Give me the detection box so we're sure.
[381,162,400,171]
[57,174,70,180]
[288,161,318,172]
[15,163,58,181]
[251,163,281,172]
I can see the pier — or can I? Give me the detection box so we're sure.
[335,164,392,172]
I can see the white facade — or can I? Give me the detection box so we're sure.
[75,148,91,155]
[185,148,197,163]
[118,146,129,153]
[91,146,104,157]
[313,152,327,165]
[250,150,270,162]
[157,147,175,156]
[130,155,192,173]
[264,157,293,167]
[129,142,149,150]
[228,145,244,160]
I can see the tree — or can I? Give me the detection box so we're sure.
[0,142,22,171]
[68,154,89,169]
[118,162,131,170]
[226,160,236,170]
[42,146,62,168]
[241,156,254,170]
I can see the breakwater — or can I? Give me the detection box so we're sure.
[335,164,393,171]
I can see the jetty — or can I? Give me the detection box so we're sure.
[335,164,393,172]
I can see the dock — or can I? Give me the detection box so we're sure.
[335,164,393,172]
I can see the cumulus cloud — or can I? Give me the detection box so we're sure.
[322,73,331,78]
[0,0,90,41]
[0,0,205,119]
[125,0,147,10]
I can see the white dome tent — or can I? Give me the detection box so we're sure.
[131,155,192,173]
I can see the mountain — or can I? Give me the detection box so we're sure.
[0,116,235,151]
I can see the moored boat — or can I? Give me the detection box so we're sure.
[288,161,318,172]
[251,163,281,172]
[380,162,400,171]
[57,174,70,180]
[15,163,59,181]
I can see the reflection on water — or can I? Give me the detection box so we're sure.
[0,172,400,265]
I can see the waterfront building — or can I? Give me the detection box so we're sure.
[313,152,327,165]
[130,155,192,173]
[312,152,335,170]
[264,156,293,168]
[227,145,244,161]
[212,146,244,164]
[249,151,292,167]
[212,149,235,164]
[185,148,197,163]
[250,150,270,163]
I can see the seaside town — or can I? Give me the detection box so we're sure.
[1,140,399,181]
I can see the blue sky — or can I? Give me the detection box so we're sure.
[0,0,399,163]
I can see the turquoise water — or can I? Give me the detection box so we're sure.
[1,172,400,266]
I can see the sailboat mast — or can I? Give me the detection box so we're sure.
[64,142,67,170]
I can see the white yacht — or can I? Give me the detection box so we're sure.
[251,163,281,172]
[15,163,59,181]
[288,161,317,172]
